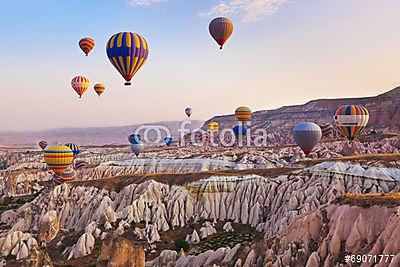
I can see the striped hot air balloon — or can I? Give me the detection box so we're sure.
[44,145,74,175]
[208,122,219,133]
[185,107,193,118]
[235,106,251,124]
[52,165,77,185]
[65,143,80,156]
[293,122,322,156]
[94,83,106,97]
[209,17,234,49]
[334,105,369,141]
[320,123,334,138]
[38,141,48,150]
[71,76,90,98]
[106,32,149,86]
[79,38,95,56]
[74,160,88,170]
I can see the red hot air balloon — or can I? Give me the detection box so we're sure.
[79,38,95,56]
[71,76,90,98]
[209,17,234,49]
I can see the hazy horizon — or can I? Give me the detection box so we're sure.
[1,0,400,131]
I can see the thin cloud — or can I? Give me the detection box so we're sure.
[127,0,168,6]
[200,0,289,22]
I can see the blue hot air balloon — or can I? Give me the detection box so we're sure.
[232,125,247,137]
[128,134,142,144]
[164,137,173,146]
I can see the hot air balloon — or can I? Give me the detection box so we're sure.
[65,143,80,156]
[334,105,369,141]
[128,134,141,144]
[208,122,219,133]
[52,165,77,185]
[232,125,247,137]
[71,76,90,98]
[185,108,193,118]
[39,141,48,150]
[164,137,173,146]
[74,160,88,170]
[79,38,95,56]
[209,17,234,49]
[320,123,334,138]
[292,122,322,156]
[130,143,144,156]
[235,106,251,124]
[94,83,106,97]
[106,32,149,86]
[44,145,74,175]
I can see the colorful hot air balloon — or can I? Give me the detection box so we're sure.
[79,38,95,56]
[52,165,77,185]
[106,32,149,86]
[65,143,80,156]
[130,143,144,156]
[164,137,173,146]
[71,76,90,98]
[94,83,106,97]
[320,123,334,138]
[74,160,88,170]
[208,122,219,133]
[293,122,322,156]
[185,108,193,118]
[209,17,234,49]
[128,134,141,144]
[44,145,74,175]
[39,141,48,150]
[235,106,251,124]
[334,105,369,141]
[232,125,247,137]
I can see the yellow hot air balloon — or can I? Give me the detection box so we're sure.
[208,122,219,132]
[235,106,251,124]
[94,83,106,97]
[44,145,74,175]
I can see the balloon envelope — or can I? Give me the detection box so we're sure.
[74,160,88,170]
[128,134,142,144]
[334,105,369,141]
[208,122,219,132]
[164,137,173,146]
[71,76,89,98]
[130,143,144,156]
[65,143,80,156]
[209,17,234,49]
[232,125,247,137]
[39,141,48,150]
[293,122,322,156]
[320,123,334,138]
[94,83,106,97]
[185,107,193,118]
[106,32,149,86]
[235,106,251,123]
[52,165,77,185]
[44,145,74,175]
[79,38,95,56]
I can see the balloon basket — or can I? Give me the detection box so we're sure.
[124,82,131,86]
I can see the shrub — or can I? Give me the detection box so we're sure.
[174,239,189,252]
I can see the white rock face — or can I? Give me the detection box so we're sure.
[199,221,217,239]
[189,230,200,244]
[0,231,37,260]
[223,222,234,232]
[68,233,95,260]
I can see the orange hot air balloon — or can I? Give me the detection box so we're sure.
[79,38,95,56]
[94,83,106,97]
[71,76,89,98]
[209,17,234,49]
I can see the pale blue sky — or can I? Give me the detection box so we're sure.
[1,0,399,131]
